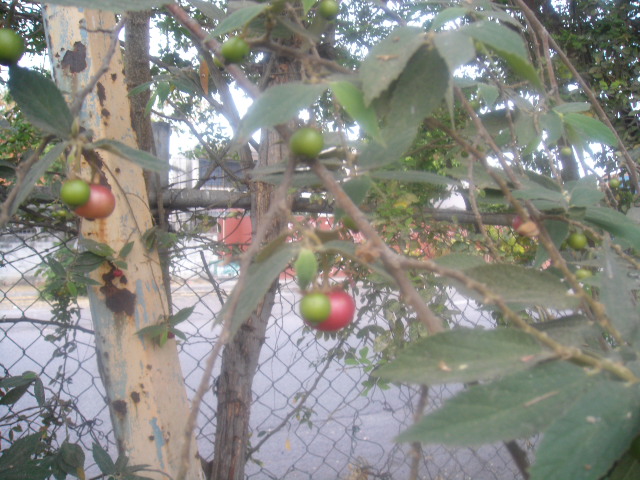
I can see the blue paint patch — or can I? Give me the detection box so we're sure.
[149,417,166,469]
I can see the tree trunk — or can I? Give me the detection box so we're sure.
[43,8,203,479]
[208,136,288,480]
[123,10,173,305]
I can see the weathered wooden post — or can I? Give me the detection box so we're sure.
[42,7,203,479]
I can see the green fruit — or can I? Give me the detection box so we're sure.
[220,37,250,63]
[300,292,331,323]
[0,28,25,66]
[608,178,621,188]
[289,127,324,158]
[318,0,340,20]
[60,179,91,207]
[575,268,592,280]
[560,146,573,157]
[567,232,588,251]
[294,248,318,291]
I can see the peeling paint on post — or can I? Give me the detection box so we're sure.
[42,7,204,479]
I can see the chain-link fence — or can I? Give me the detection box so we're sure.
[1,209,532,479]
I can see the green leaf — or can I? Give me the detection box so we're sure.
[330,81,382,143]
[433,253,487,271]
[34,378,45,407]
[118,242,135,259]
[92,443,116,475]
[433,30,476,74]
[477,82,499,107]
[80,238,115,258]
[136,324,168,338]
[530,381,640,480]
[0,385,30,405]
[7,143,66,218]
[341,175,372,206]
[359,26,427,105]
[169,306,195,326]
[89,140,168,172]
[60,442,85,470]
[238,83,328,140]
[396,361,594,445]
[598,241,640,345]
[359,47,448,169]
[374,328,552,385]
[584,206,640,251]
[512,184,567,211]
[553,102,591,114]
[563,113,618,147]
[532,315,604,351]
[8,66,73,138]
[539,111,563,145]
[73,252,105,273]
[220,244,297,337]
[370,170,459,187]
[0,433,43,469]
[212,3,269,36]
[0,372,37,390]
[32,0,170,10]
[461,21,542,89]
[454,264,579,310]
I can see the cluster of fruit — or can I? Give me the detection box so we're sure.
[300,289,356,332]
[60,179,116,219]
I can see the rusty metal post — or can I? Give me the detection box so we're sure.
[42,7,203,479]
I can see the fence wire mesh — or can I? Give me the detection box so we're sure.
[1,210,532,479]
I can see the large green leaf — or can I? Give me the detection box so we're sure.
[358,47,448,170]
[92,443,116,475]
[89,139,168,172]
[453,264,579,310]
[8,67,73,138]
[433,30,476,74]
[530,381,640,480]
[460,21,542,89]
[584,206,640,251]
[396,361,593,445]
[219,244,296,337]
[374,328,552,385]
[359,26,427,106]
[598,241,640,345]
[330,81,382,143]
[237,83,328,140]
[7,142,66,218]
[35,0,169,11]
[212,3,269,36]
[563,113,618,147]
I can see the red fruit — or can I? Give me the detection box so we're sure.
[511,215,523,230]
[74,184,116,219]
[312,289,356,332]
[113,269,124,277]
